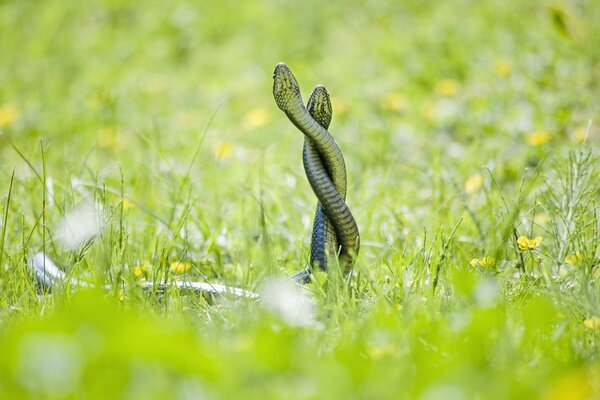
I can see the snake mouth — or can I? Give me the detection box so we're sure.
[272,62,292,88]
[272,62,288,77]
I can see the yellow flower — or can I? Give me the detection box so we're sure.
[170,261,192,274]
[0,103,21,127]
[470,256,496,268]
[368,343,398,359]
[541,367,595,400]
[464,173,483,194]
[133,261,152,277]
[423,102,437,121]
[584,316,600,330]
[573,126,587,143]
[214,142,232,160]
[380,93,407,112]
[517,236,543,251]
[565,253,582,265]
[526,131,552,146]
[242,108,269,130]
[122,198,134,211]
[133,265,144,277]
[436,79,459,97]
[493,57,512,77]
[97,127,118,149]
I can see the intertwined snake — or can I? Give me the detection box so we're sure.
[273,62,360,281]
[28,63,359,298]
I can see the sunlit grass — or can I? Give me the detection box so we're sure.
[0,0,599,398]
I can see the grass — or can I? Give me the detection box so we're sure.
[0,0,599,398]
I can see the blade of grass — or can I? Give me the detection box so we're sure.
[0,169,15,270]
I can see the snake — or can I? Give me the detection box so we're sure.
[29,252,257,299]
[28,62,359,298]
[304,86,339,273]
[273,62,360,279]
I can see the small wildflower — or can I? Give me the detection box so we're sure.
[436,79,459,97]
[214,142,232,160]
[541,367,594,400]
[122,198,134,211]
[170,261,192,274]
[517,235,543,252]
[493,57,512,77]
[132,265,144,277]
[118,289,125,302]
[133,262,152,278]
[525,131,552,146]
[380,93,407,112]
[97,127,118,149]
[565,253,582,265]
[423,102,437,120]
[0,103,21,127]
[242,108,269,130]
[573,126,587,143]
[470,256,496,268]
[368,344,398,359]
[464,173,483,194]
[583,316,600,330]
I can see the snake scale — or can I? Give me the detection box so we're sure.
[28,62,359,297]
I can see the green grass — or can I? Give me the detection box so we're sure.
[1,0,599,398]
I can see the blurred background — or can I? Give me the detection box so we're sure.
[2,0,598,167]
[1,1,600,399]
[1,0,598,246]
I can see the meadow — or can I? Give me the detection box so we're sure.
[0,0,599,398]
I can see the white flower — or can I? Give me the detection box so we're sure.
[56,202,103,250]
[260,278,316,327]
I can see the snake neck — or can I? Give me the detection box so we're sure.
[285,104,348,199]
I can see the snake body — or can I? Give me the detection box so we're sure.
[273,63,360,277]
[30,252,257,298]
[305,86,339,272]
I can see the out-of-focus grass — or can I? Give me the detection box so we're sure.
[0,0,599,398]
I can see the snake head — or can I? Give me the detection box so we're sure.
[307,85,332,129]
[273,62,303,112]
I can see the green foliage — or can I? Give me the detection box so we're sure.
[0,0,599,398]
